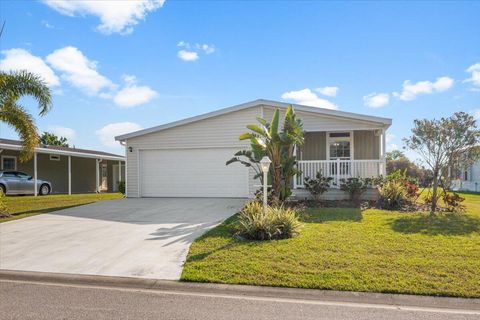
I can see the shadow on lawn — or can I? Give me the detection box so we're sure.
[390,213,480,236]
[300,208,363,223]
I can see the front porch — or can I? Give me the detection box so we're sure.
[292,130,387,199]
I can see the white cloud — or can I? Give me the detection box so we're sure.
[177,41,215,61]
[42,0,165,35]
[46,46,114,95]
[113,74,157,108]
[281,88,339,110]
[464,63,480,88]
[177,50,199,62]
[316,86,339,97]
[363,92,390,108]
[0,48,60,87]
[386,134,399,152]
[47,125,76,141]
[386,133,396,143]
[96,122,142,148]
[41,20,55,29]
[200,44,216,54]
[387,143,399,152]
[393,76,454,101]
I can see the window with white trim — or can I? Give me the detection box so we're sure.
[327,132,352,160]
[1,156,17,170]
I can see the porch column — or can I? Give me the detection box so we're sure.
[95,159,100,193]
[381,128,387,175]
[33,152,37,196]
[293,144,297,189]
[118,161,122,182]
[68,156,71,195]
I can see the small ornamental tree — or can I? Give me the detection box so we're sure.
[403,112,480,213]
[227,105,304,202]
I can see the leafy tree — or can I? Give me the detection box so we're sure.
[227,105,304,202]
[386,150,405,161]
[386,150,432,186]
[404,112,480,212]
[0,70,52,161]
[41,131,69,147]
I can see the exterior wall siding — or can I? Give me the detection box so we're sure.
[354,130,380,160]
[262,106,385,132]
[126,107,260,197]
[300,132,326,160]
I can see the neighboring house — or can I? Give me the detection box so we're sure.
[451,160,480,192]
[0,138,125,195]
[115,99,392,199]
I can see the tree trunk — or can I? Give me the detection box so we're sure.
[431,169,439,213]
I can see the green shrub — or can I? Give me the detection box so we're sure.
[118,181,125,194]
[377,180,407,210]
[304,172,333,201]
[340,178,369,201]
[237,201,302,240]
[375,170,421,210]
[0,189,10,218]
[442,193,466,213]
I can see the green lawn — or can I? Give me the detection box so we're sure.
[181,192,480,298]
[1,193,123,223]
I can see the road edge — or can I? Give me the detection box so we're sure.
[0,269,478,311]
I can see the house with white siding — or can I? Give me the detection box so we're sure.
[452,160,480,192]
[115,99,392,199]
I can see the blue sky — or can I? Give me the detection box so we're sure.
[0,0,479,156]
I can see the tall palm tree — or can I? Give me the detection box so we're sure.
[0,70,52,161]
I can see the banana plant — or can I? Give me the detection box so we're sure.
[227,105,304,202]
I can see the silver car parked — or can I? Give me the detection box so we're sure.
[0,171,52,195]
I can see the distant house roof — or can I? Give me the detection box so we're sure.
[0,138,125,161]
[115,99,393,141]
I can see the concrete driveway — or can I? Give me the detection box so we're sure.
[0,198,245,280]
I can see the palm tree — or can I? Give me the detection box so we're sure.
[0,70,52,161]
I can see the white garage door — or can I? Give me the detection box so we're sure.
[139,148,249,197]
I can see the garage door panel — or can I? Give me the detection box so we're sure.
[139,148,248,197]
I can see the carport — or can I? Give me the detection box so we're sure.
[0,138,125,195]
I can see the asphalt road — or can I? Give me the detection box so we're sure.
[1,280,479,320]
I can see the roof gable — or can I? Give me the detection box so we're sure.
[115,99,392,141]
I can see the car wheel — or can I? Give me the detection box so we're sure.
[39,184,50,196]
[0,184,6,195]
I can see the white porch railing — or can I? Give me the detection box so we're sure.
[295,159,385,188]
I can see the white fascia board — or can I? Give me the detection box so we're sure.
[0,144,125,161]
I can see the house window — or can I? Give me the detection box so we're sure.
[464,170,468,181]
[50,155,61,161]
[327,132,352,160]
[330,141,351,158]
[329,132,350,138]
[1,156,17,171]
